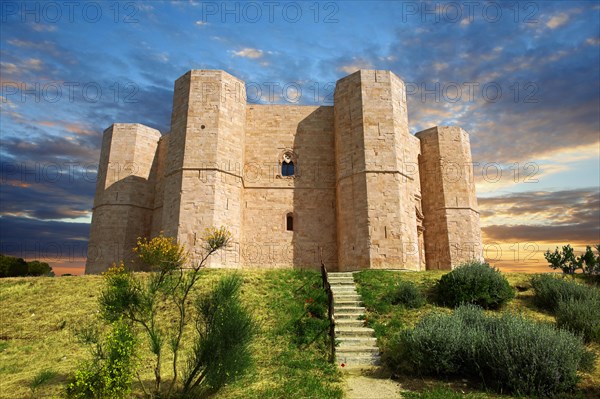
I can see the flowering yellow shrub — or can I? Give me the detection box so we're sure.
[133,233,187,272]
[203,226,232,252]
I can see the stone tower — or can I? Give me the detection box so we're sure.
[333,70,422,271]
[160,70,246,266]
[86,69,483,273]
[86,124,161,274]
[416,126,483,269]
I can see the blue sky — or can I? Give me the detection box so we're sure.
[1,1,599,274]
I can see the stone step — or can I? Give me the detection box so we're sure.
[334,312,364,320]
[335,300,362,307]
[335,326,375,337]
[336,353,381,366]
[335,319,365,328]
[327,277,354,285]
[329,272,355,277]
[334,294,361,301]
[336,345,380,355]
[330,285,355,289]
[329,280,355,285]
[335,306,366,314]
[331,289,358,295]
[336,336,378,346]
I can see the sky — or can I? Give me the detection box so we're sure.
[0,1,599,275]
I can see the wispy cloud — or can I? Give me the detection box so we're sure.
[338,59,374,74]
[232,48,264,59]
[546,13,570,29]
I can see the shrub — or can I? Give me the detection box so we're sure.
[0,254,28,277]
[389,280,426,309]
[388,305,595,397]
[0,255,54,277]
[477,312,592,396]
[181,274,255,396]
[556,297,600,343]
[27,260,54,276]
[66,319,136,399]
[530,274,598,312]
[435,261,514,309]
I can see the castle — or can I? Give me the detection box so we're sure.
[85,69,483,274]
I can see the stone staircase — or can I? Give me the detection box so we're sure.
[329,272,380,366]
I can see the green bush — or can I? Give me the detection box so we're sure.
[27,260,53,276]
[556,297,600,343]
[389,280,426,309]
[181,274,255,396]
[388,305,595,397]
[530,274,598,312]
[435,261,514,309]
[0,254,28,277]
[66,319,136,399]
[0,254,54,277]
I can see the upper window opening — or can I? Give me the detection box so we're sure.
[282,152,295,176]
[286,213,294,231]
[282,161,294,176]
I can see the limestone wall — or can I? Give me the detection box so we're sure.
[334,70,423,271]
[242,104,337,269]
[86,123,161,273]
[161,70,246,268]
[416,126,482,269]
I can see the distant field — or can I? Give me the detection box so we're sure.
[0,269,343,399]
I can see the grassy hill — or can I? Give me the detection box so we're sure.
[0,269,343,399]
[1,269,598,398]
[354,271,600,399]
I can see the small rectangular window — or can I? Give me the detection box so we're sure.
[286,214,293,231]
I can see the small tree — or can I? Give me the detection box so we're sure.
[545,244,600,276]
[544,245,581,275]
[98,227,232,398]
[578,245,600,276]
[0,254,28,277]
[27,260,54,276]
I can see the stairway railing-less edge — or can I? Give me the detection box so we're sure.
[321,262,335,363]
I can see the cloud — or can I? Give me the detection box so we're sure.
[195,20,208,26]
[587,37,600,46]
[433,62,448,72]
[546,13,569,29]
[0,215,90,266]
[30,23,57,32]
[0,62,18,75]
[232,48,264,59]
[479,188,600,244]
[25,58,43,71]
[338,59,374,74]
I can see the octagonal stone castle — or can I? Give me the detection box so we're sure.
[86,69,482,274]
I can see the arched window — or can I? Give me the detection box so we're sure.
[286,213,294,231]
[281,151,295,177]
[282,161,294,176]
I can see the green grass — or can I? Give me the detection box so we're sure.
[0,269,343,399]
[355,270,600,399]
